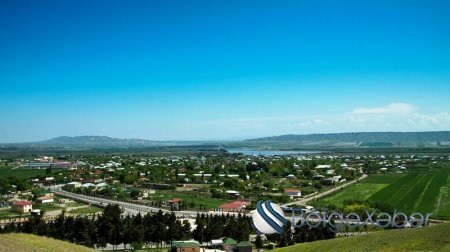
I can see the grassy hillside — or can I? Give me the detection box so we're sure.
[275,223,450,252]
[0,233,95,252]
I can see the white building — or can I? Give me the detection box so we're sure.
[284,189,301,199]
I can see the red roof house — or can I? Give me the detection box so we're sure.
[11,201,33,213]
[219,200,250,212]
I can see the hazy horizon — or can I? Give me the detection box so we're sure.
[1,1,449,143]
[2,130,450,144]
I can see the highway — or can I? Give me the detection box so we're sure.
[51,174,368,219]
[51,186,243,218]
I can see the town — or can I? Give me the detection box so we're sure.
[1,150,449,250]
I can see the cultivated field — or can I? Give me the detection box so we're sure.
[312,173,450,220]
[311,175,402,208]
[0,166,46,179]
[370,173,448,218]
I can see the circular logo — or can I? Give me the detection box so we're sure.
[252,200,287,234]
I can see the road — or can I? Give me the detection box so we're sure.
[51,186,243,218]
[282,174,368,207]
[51,174,367,218]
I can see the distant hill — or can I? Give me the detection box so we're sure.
[0,233,94,252]
[249,131,450,142]
[41,135,161,146]
[240,131,450,148]
[275,222,450,252]
[0,136,221,149]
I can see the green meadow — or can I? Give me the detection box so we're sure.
[312,173,450,220]
[0,166,46,179]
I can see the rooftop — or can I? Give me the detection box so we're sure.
[12,201,32,206]
[222,237,237,245]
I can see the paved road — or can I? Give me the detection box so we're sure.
[51,186,244,218]
[282,174,368,207]
[51,174,367,218]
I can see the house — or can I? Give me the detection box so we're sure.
[82,178,103,184]
[81,183,96,188]
[313,174,325,180]
[11,201,33,213]
[31,209,41,216]
[237,241,253,252]
[322,176,340,185]
[325,169,335,175]
[96,182,108,188]
[222,237,238,252]
[286,174,296,180]
[66,181,81,188]
[37,196,54,204]
[284,189,301,199]
[168,198,182,211]
[315,164,332,169]
[225,190,240,198]
[219,200,250,212]
[210,239,223,249]
[171,241,201,252]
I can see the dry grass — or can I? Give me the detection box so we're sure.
[0,233,95,252]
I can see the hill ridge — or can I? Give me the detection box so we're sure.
[247,131,450,142]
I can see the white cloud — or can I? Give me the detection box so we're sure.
[181,102,450,138]
[351,102,416,115]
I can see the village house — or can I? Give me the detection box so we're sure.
[171,241,201,252]
[315,164,332,169]
[237,241,253,252]
[11,201,33,213]
[168,198,182,211]
[66,181,81,189]
[219,200,250,212]
[284,189,301,199]
[37,196,54,204]
[222,237,238,252]
[225,190,240,198]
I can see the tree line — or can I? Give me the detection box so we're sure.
[0,204,336,250]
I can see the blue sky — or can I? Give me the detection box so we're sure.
[1,0,449,142]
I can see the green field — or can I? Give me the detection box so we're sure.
[0,233,95,252]
[312,173,450,220]
[0,166,46,179]
[150,192,230,210]
[435,175,450,219]
[370,173,448,217]
[311,175,401,208]
[275,222,450,252]
[0,209,31,220]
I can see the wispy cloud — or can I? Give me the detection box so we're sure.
[351,103,416,115]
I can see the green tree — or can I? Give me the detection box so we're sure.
[255,234,263,249]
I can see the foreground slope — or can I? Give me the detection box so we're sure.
[0,233,95,252]
[275,223,450,252]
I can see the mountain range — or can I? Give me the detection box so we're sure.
[241,131,450,148]
[1,131,450,149]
